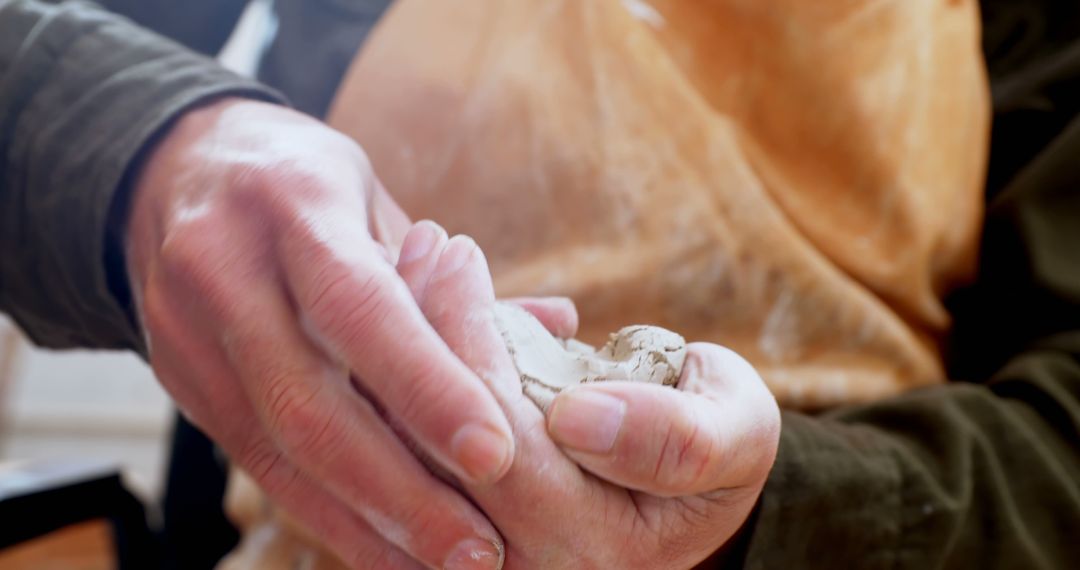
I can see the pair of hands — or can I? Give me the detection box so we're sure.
[127,98,781,569]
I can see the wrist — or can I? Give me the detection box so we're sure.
[117,96,279,325]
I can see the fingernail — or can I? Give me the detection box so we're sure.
[433,236,476,279]
[450,423,513,484]
[445,538,503,570]
[398,222,441,264]
[548,389,626,454]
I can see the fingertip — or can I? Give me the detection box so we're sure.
[398,220,448,266]
[449,422,516,485]
[432,235,483,281]
[397,222,451,300]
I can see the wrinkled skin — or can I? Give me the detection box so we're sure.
[393,221,780,568]
[128,98,520,569]
[127,97,780,569]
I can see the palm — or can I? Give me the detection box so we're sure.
[394,224,775,569]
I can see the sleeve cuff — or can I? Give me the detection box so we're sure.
[0,1,286,353]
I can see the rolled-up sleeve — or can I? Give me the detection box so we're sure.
[0,0,284,352]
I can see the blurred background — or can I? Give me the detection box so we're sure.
[0,314,170,501]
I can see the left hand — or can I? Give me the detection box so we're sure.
[394,221,781,569]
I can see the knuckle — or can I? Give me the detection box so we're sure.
[225,166,349,253]
[378,501,460,565]
[236,440,284,490]
[231,138,371,224]
[391,358,449,423]
[308,268,392,351]
[653,413,716,492]
[157,221,240,319]
[233,439,305,504]
[259,166,331,214]
[262,376,343,458]
[394,501,445,540]
[158,224,208,282]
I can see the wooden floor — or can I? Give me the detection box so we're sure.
[0,519,114,570]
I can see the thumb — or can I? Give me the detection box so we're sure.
[545,343,779,497]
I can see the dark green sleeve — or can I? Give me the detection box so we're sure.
[740,131,1080,569]
[735,5,1080,566]
[99,0,251,56]
[0,0,285,352]
[745,340,1080,569]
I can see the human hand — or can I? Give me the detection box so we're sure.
[396,223,781,569]
[125,98,574,569]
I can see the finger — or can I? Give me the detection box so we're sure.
[397,223,578,339]
[228,439,426,570]
[404,234,609,552]
[276,210,515,486]
[396,220,450,300]
[140,277,428,569]
[219,278,507,570]
[397,222,578,337]
[505,297,579,339]
[545,344,780,497]
[397,232,525,402]
[416,234,778,568]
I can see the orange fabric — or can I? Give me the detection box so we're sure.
[328,0,990,408]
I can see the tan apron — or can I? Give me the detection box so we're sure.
[327,0,989,408]
[222,0,990,566]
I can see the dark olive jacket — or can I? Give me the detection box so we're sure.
[1,1,1078,568]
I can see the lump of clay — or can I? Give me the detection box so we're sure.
[494,303,687,411]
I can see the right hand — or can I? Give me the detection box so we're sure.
[394,227,780,569]
[125,98,572,569]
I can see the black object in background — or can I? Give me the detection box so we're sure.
[0,458,157,569]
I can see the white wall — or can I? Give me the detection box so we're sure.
[0,316,172,500]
